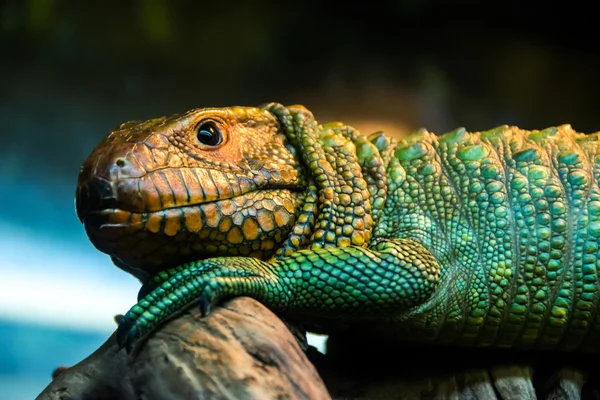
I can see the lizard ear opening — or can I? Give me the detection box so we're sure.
[262,103,387,251]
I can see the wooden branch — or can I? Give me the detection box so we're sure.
[37,297,330,400]
[315,334,596,399]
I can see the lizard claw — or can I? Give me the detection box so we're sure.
[114,262,275,353]
[199,290,216,317]
[114,314,125,325]
[116,318,136,353]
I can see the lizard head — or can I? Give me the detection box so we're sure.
[76,106,307,280]
[76,103,388,281]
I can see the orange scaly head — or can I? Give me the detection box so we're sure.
[76,106,306,280]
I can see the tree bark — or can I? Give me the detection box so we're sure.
[315,334,597,399]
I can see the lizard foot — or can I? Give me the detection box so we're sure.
[115,258,285,353]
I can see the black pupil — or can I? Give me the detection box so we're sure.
[196,122,222,146]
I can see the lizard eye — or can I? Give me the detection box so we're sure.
[195,121,223,147]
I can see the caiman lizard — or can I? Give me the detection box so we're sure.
[75,103,600,353]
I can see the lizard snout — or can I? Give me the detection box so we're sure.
[75,143,147,223]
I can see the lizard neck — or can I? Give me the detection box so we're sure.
[264,103,389,255]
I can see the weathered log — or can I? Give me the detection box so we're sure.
[315,334,597,399]
[37,297,330,400]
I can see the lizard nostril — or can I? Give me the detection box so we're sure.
[116,158,126,167]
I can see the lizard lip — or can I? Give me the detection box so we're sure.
[79,186,303,232]
[78,187,302,280]
[76,173,306,225]
[80,209,117,232]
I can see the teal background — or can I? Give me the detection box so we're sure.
[1,2,598,398]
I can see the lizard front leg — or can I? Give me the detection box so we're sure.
[116,238,441,351]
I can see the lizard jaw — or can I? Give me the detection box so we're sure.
[80,189,301,280]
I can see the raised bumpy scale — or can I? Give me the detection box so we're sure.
[75,103,600,353]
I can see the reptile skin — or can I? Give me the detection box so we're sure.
[76,103,600,353]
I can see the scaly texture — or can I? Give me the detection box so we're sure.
[75,103,600,353]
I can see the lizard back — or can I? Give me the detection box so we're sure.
[373,124,600,351]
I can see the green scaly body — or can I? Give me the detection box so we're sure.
[75,103,600,353]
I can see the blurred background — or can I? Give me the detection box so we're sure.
[1,1,599,398]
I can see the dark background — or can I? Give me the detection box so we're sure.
[1,1,598,398]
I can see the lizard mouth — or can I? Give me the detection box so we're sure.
[75,172,302,223]
[80,187,297,232]
[80,188,301,280]
[74,146,306,281]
